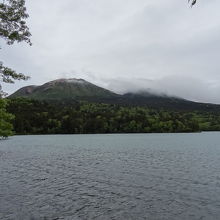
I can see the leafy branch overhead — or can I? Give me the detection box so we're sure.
[189,0,197,7]
[0,0,31,90]
[0,62,30,83]
[0,0,31,45]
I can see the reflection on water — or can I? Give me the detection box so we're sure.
[0,133,220,219]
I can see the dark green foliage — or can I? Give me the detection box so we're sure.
[0,99,14,138]
[0,62,30,84]
[0,0,31,137]
[7,98,220,135]
[0,0,31,94]
[0,0,31,45]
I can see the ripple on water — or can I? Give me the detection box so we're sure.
[0,133,220,220]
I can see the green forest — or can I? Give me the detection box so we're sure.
[4,98,220,135]
[0,99,14,138]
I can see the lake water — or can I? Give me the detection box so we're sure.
[1,133,220,220]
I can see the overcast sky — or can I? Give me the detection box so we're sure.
[1,0,220,103]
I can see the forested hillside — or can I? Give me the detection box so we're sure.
[6,98,220,135]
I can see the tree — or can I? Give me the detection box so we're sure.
[0,99,14,138]
[0,0,31,94]
[0,0,31,137]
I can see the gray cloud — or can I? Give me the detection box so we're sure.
[2,0,220,103]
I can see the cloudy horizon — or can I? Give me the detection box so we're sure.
[2,0,220,104]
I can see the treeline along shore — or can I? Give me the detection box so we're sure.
[6,98,220,135]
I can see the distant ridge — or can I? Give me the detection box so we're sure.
[9,78,220,111]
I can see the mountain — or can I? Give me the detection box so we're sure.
[9,78,220,111]
[10,78,119,101]
[120,92,220,111]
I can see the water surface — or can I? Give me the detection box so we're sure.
[1,133,220,219]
